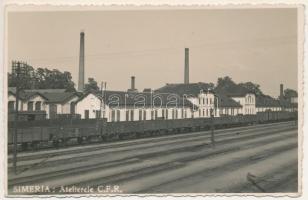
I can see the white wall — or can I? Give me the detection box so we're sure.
[8,94,47,112]
[256,107,282,112]
[232,93,256,115]
[105,106,194,122]
[219,107,242,116]
[76,93,101,119]
[188,92,219,118]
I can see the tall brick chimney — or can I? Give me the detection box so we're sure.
[78,31,85,92]
[184,48,189,84]
[280,84,284,99]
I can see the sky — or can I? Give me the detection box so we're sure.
[8,8,298,97]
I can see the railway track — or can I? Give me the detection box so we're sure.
[8,122,297,194]
[9,131,294,187]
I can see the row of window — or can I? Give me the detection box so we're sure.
[110,109,190,122]
[246,96,254,104]
[198,108,215,117]
[8,101,42,112]
[198,97,213,106]
[245,107,255,115]
[219,108,239,116]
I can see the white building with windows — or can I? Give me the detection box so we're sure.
[8,88,48,112]
[74,92,102,119]
[216,85,256,115]
[215,93,242,116]
[155,82,220,118]
[102,90,195,122]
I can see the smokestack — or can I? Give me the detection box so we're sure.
[280,84,284,98]
[78,31,85,92]
[127,76,137,92]
[131,76,135,90]
[184,48,189,84]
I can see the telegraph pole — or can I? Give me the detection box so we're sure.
[210,108,215,148]
[12,61,20,174]
[12,61,27,174]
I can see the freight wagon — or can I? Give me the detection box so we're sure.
[7,111,297,151]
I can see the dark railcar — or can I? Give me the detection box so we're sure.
[8,111,296,151]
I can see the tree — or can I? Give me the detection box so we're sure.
[216,76,237,89]
[8,63,76,91]
[284,88,297,98]
[8,64,36,89]
[238,82,263,96]
[84,77,100,93]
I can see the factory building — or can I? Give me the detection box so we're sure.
[155,82,219,118]
[215,85,256,115]
[8,32,297,121]
[215,93,242,116]
[102,90,195,122]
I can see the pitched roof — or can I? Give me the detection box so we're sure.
[8,87,76,103]
[155,82,214,97]
[75,91,102,103]
[24,89,67,93]
[8,88,48,101]
[103,90,195,109]
[216,93,242,108]
[256,95,281,107]
[41,92,78,103]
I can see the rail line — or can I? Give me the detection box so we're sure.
[8,121,294,161]
[8,121,295,165]
[8,125,296,191]
[8,122,296,172]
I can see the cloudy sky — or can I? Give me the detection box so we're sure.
[8,8,298,97]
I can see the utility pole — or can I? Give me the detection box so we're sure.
[210,108,215,148]
[12,61,27,174]
[12,61,25,174]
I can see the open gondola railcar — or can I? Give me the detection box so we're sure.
[8,111,297,151]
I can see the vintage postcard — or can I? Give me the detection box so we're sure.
[2,3,304,198]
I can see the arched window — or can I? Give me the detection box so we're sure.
[8,101,15,112]
[151,110,154,120]
[126,110,129,121]
[111,110,116,122]
[70,102,75,114]
[35,101,41,111]
[116,110,120,121]
[139,110,142,121]
[143,110,147,120]
[27,101,34,111]
[130,110,134,121]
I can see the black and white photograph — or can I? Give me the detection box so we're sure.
[3,4,303,197]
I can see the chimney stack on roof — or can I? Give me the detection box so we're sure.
[280,83,284,99]
[78,31,85,92]
[184,48,189,84]
[131,76,135,90]
[128,76,138,93]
